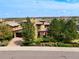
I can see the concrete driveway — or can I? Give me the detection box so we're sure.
[7,37,23,47]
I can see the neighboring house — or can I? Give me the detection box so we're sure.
[20,19,50,38]
[5,21,22,37]
[34,20,50,38]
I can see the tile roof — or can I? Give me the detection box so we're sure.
[6,22,19,27]
[12,26,22,31]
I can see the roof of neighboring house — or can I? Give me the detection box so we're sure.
[44,22,50,25]
[12,26,22,31]
[35,22,42,25]
[6,21,20,27]
[4,21,23,31]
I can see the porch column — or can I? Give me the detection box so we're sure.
[13,31,16,38]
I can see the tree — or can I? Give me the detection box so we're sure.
[48,18,63,42]
[0,24,13,42]
[48,18,78,43]
[64,19,78,42]
[21,17,35,45]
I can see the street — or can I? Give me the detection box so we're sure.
[0,47,79,59]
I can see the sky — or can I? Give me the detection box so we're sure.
[0,0,79,18]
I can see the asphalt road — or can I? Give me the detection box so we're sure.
[0,51,79,59]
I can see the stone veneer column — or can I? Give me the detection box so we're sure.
[13,31,16,38]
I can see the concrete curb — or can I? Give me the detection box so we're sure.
[0,47,79,52]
